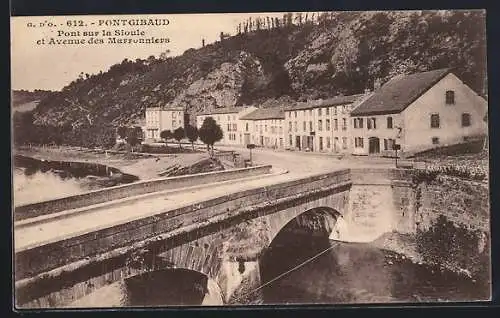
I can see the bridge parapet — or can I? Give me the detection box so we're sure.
[14,165,272,222]
[15,168,352,308]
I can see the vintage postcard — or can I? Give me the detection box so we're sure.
[11,10,490,308]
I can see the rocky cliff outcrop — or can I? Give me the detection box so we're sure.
[20,10,486,147]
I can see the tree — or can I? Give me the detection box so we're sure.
[160,129,173,147]
[198,116,223,156]
[185,124,199,151]
[117,126,128,139]
[126,126,143,152]
[173,127,185,149]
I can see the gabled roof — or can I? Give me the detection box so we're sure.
[197,106,246,116]
[350,68,452,116]
[239,108,285,120]
[285,94,365,111]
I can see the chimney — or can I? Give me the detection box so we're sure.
[374,78,382,90]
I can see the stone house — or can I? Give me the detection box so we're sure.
[196,106,257,146]
[239,108,285,149]
[350,68,488,157]
[283,95,365,153]
[144,106,185,142]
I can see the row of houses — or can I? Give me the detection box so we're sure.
[143,68,488,157]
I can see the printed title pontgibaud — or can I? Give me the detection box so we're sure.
[97,18,170,27]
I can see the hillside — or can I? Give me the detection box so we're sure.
[17,10,486,148]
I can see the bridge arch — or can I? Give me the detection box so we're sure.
[67,268,223,307]
[264,205,347,249]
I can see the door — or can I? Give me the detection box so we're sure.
[260,136,264,146]
[319,137,323,151]
[369,137,380,154]
[296,136,301,150]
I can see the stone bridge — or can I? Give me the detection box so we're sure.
[15,167,416,308]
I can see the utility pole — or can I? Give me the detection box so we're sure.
[393,144,401,168]
[247,143,255,166]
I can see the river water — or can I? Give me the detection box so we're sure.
[67,238,487,308]
[260,239,487,305]
[13,155,138,206]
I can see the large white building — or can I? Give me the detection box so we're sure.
[350,68,488,157]
[239,108,285,148]
[196,106,257,146]
[144,106,185,142]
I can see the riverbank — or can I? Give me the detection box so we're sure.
[13,146,216,180]
[372,229,489,289]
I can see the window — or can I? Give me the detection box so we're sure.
[318,120,323,131]
[446,90,455,104]
[289,135,293,146]
[430,114,440,128]
[303,121,306,132]
[367,118,373,129]
[353,118,364,129]
[333,107,337,115]
[309,109,312,116]
[384,138,395,150]
[326,119,331,131]
[288,122,292,132]
[355,137,364,148]
[327,137,331,148]
[342,118,347,130]
[318,108,322,116]
[227,115,230,121]
[432,137,440,145]
[294,122,297,132]
[309,121,313,132]
[265,125,268,132]
[387,138,395,150]
[294,111,297,118]
[227,123,231,131]
[342,137,348,149]
[387,116,393,129]
[334,119,338,130]
[246,123,249,131]
[462,113,471,127]
[326,107,330,115]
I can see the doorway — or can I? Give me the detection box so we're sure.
[295,136,301,150]
[368,137,380,154]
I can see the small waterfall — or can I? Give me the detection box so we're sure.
[201,279,224,306]
[329,216,349,241]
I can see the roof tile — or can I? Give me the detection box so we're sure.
[350,68,452,116]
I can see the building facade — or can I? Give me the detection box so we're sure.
[350,68,488,157]
[283,95,364,153]
[196,106,257,146]
[239,108,285,149]
[144,106,185,142]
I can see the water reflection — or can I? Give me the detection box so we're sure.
[13,168,85,206]
[13,155,138,206]
[261,240,486,304]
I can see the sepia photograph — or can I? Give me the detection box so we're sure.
[11,10,490,309]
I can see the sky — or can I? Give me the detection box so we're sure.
[11,12,302,91]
